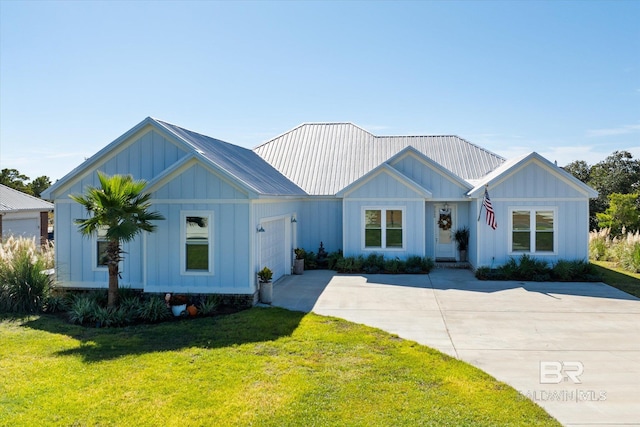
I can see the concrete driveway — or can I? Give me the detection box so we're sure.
[272,269,640,427]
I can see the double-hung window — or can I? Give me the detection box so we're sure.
[510,208,556,254]
[95,225,109,269]
[181,212,213,274]
[364,208,404,249]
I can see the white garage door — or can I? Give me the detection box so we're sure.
[259,218,288,282]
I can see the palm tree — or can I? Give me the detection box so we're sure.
[71,172,164,307]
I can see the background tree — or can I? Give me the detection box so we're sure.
[596,193,640,236]
[71,172,164,307]
[29,176,52,198]
[564,151,640,230]
[0,168,33,195]
[563,160,590,183]
[0,168,52,198]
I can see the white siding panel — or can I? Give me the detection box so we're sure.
[1,212,40,239]
[299,199,342,253]
[145,202,251,293]
[493,163,586,199]
[393,155,468,199]
[153,164,248,200]
[259,218,287,282]
[347,172,425,199]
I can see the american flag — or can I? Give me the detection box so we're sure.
[483,188,497,229]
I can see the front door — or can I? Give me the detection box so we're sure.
[435,204,456,260]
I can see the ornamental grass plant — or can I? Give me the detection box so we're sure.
[589,228,640,273]
[0,236,54,313]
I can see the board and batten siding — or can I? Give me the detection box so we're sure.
[391,154,469,199]
[145,201,251,293]
[52,129,189,199]
[476,162,592,267]
[145,163,252,293]
[52,200,144,289]
[341,170,428,258]
[342,199,425,258]
[298,198,343,254]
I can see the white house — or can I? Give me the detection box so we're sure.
[0,184,54,243]
[42,117,597,301]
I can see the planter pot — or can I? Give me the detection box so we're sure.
[459,250,467,262]
[293,258,304,275]
[171,304,187,317]
[260,281,273,304]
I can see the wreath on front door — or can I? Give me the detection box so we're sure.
[438,213,452,230]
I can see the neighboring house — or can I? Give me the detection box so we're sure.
[0,184,54,243]
[42,117,597,301]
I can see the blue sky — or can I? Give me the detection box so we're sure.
[1,0,638,182]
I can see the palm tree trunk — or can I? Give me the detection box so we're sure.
[107,240,121,307]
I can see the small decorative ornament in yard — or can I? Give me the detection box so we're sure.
[166,293,189,317]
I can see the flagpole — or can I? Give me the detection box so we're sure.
[477,185,487,222]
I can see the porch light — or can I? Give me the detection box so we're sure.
[257,226,265,233]
[291,216,297,223]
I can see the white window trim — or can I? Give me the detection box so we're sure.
[508,207,558,255]
[361,206,406,251]
[180,211,214,276]
[92,225,109,271]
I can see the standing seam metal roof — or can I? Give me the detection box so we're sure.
[0,184,54,212]
[155,120,306,196]
[253,123,505,195]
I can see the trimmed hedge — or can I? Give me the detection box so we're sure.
[476,255,602,282]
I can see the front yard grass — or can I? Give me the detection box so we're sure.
[0,308,558,426]
[591,260,640,298]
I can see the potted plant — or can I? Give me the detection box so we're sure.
[293,248,305,275]
[165,293,189,317]
[258,266,273,304]
[454,226,470,262]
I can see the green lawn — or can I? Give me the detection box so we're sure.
[591,260,640,298]
[0,308,559,426]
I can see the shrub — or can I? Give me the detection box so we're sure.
[197,295,221,316]
[118,295,142,324]
[304,251,318,270]
[326,250,343,270]
[137,296,171,323]
[475,266,506,280]
[515,254,549,281]
[479,256,601,282]
[421,257,435,273]
[68,295,99,325]
[0,237,54,313]
[405,256,424,274]
[43,293,69,313]
[551,260,574,281]
[363,253,384,274]
[383,257,405,274]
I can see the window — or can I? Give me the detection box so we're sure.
[510,208,555,254]
[181,212,213,274]
[96,226,109,268]
[364,208,404,249]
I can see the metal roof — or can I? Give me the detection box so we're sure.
[0,184,54,213]
[155,120,307,197]
[253,123,505,195]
